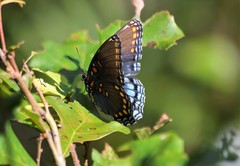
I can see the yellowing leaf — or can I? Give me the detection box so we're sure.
[46,96,130,156]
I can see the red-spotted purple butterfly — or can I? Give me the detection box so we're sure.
[82,19,145,125]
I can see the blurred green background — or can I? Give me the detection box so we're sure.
[3,0,240,165]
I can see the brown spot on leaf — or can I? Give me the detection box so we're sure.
[146,41,156,48]
[61,135,68,140]
[88,127,96,130]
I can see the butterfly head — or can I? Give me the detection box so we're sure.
[82,73,90,93]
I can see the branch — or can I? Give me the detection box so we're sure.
[36,134,44,166]
[23,62,65,166]
[131,0,144,18]
[0,1,6,52]
[84,142,90,166]
[70,143,81,166]
[0,49,65,166]
[0,2,65,165]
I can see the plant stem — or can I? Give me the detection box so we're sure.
[0,1,6,52]
[0,2,65,166]
[70,143,81,166]
[24,62,65,166]
[37,134,44,166]
[84,142,90,166]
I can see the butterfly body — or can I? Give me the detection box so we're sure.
[83,19,145,125]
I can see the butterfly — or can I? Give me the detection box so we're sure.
[82,19,145,126]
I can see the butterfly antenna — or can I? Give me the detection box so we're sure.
[75,47,80,58]
[65,55,80,68]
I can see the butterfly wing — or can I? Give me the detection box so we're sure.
[116,19,143,77]
[84,19,145,125]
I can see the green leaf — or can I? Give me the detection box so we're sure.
[143,11,184,50]
[92,132,188,166]
[13,99,45,132]
[92,148,130,166]
[96,20,126,44]
[45,96,130,156]
[29,13,184,73]
[101,143,119,160]
[92,143,119,166]
[0,122,36,166]
[134,114,172,140]
[134,127,152,140]
[0,135,8,165]
[32,68,69,98]
[121,132,188,166]
[0,69,20,95]
[29,30,97,72]
[96,12,184,50]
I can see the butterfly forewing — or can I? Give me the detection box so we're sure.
[83,19,145,126]
[116,19,143,62]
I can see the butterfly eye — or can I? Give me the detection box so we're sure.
[83,19,145,126]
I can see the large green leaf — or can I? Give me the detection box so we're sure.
[29,30,97,72]
[46,96,130,156]
[143,11,184,50]
[0,122,36,166]
[96,12,184,51]
[13,98,45,132]
[92,132,188,166]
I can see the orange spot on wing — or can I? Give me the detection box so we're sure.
[132,40,136,45]
[116,48,120,54]
[90,81,95,87]
[123,109,128,115]
[97,61,102,68]
[132,27,137,32]
[120,92,124,97]
[115,85,120,90]
[92,67,97,73]
[133,33,137,39]
[105,91,109,97]
[131,48,135,53]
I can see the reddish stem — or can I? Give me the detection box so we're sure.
[0,2,7,52]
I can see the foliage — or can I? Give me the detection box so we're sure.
[46,96,130,156]
[29,11,184,72]
[0,122,36,166]
[0,2,187,165]
[92,132,188,166]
